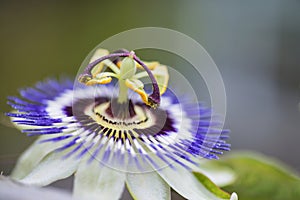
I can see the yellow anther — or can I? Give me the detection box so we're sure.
[85,77,112,86]
[91,62,105,78]
[152,65,169,95]
[136,61,160,70]
[116,61,122,68]
[89,49,109,78]
[133,64,169,95]
[80,48,169,108]
[125,79,149,105]
[98,77,112,84]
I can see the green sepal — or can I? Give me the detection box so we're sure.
[193,171,231,199]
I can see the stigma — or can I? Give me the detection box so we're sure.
[78,49,169,108]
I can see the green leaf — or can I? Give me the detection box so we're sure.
[211,152,300,200]
[193,171,231,199]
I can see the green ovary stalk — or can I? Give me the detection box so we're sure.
[117,55,136,103]
[118,79,128,104]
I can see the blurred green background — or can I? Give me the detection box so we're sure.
[1,1,299,199]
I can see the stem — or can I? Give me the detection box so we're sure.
[118,79,128,103]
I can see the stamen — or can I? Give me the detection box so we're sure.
[132,55,160,108]
[78,52,130,83]
[78,49,161,108]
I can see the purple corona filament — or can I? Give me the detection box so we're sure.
[6,48,230,176]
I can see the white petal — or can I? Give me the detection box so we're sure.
[11,135,70,180]
[156,165,223,200]
[0,175,72,200]
[19,151,80,186]
[73,160,126,200]
[126,172,170,200]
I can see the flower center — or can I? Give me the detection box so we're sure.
[63,95,177,140]
[78,49,169,109]
[89,100,152,131]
